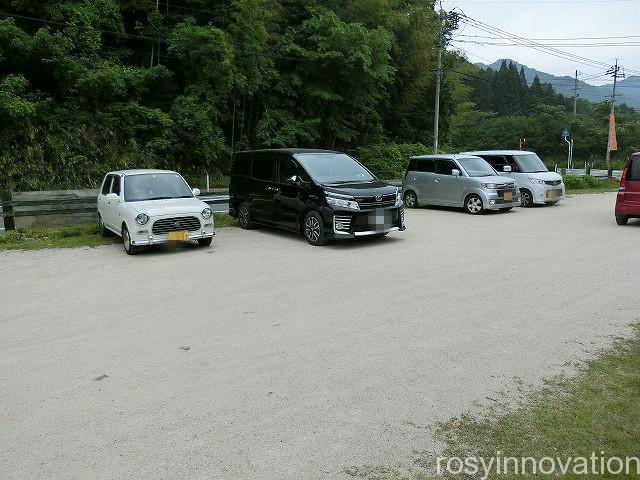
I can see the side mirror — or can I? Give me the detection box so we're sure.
[503,166,513,173]
[287,175,300,185]
[192,188,201,197]
[105,193,120,202]
[452,169,461,177]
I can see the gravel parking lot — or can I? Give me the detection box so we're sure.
[2,192,638,480]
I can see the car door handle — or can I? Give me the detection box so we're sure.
[413,177,418,181]
[435,179,441,183]
[265,186,279,193]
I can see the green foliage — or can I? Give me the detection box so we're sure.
[562,174,586,189]
[562,175,619,191]
[1,3,639,191]
[357,143,428,179]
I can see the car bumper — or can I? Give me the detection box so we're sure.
[615,192,640,217]
[130,228,215,246]
[324,206,406,239]
[482,190,521,210]
[531,184,565,204]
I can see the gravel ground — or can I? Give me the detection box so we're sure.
[1,192,638,480]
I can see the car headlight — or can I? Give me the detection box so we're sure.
[529,178,546,185]
[135,213,149,225]
[326,195,360,211]
[481,183,499,189]
[395,189,403,207]
[201,207,213,219]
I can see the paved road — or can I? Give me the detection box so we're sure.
[1,193,638,480]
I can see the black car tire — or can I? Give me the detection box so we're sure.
[616,216,629,226]
[303,211,327,246]
[520,189,534,207]
[198,238,213,247]
[122,224,140,255]
[465,194,484,215]
[403,191,418,208]
[238,202,254,229]
[98,214,111,237]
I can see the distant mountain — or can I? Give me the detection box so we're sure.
[475,59,640,109]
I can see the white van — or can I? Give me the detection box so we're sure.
[461,150,565,207]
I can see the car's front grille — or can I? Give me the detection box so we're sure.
[152,216,201,235]
[495,183,516,190]
[545,180,562,186]
[334,215,352,233]
[356,193,396,209]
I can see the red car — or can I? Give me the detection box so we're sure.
[615,152,640,225]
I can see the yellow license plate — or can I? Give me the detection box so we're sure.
[167,230,189,241]
[504,192,513,201]
[547,190,560,198]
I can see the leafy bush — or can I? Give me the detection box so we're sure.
[356,143,429,180]
[562,174,586,189]
[582,175,600,188]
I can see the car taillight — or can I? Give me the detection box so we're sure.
[619,166,629,190]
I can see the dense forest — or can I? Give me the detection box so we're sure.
[1,0,639,190]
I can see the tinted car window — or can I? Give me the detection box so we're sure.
[407,158,417,172]
[252,155,276,181]
[436,159,458,175]
[110,176,121,195]
[279,157,298,183]
[295,153,374,183]
[101,175,112,195]
[482,155,509,171]
[124,173,193,202]
[629,156,640,181]
[233,155,251,176]
[417,159,435,173]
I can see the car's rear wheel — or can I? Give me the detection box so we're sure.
[122,224,140,255]
[616,216,629,226]
[303,211,327,246]
[465,194,484,215]
[98,214,111,237]
[403,191,418,208]
[198,238,213,247]
[238,202,254,229]
[520,189,534,207]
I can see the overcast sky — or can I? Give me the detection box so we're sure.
[442,0,640,85]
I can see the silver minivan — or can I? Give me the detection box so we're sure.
[402,154,521,214]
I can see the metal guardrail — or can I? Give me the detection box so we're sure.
[0,190,230,231]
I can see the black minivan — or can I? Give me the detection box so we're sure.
[229,149,405,245]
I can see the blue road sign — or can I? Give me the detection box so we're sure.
[562,128,570,138]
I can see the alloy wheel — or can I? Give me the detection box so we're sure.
[305,216,321,243]
[521,189,533,207]
[239,205,250,228]
[404,191,417,208]
[466,196,483,214]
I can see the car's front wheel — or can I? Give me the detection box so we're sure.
[198,237,213,247]
[122,224,140,255]
[403,191,418,208]
[520,189,534,207]
[465,194,484,215]
[303,211,327,246]
[238,202,254,229]
[616,216,629,226]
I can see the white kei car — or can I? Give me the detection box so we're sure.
[97,170,215,255]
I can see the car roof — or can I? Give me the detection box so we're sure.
[460,150,536,156]
[410,154,483,160]
[106,169,179,176]
[236,148,343,156]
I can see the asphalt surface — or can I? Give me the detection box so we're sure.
[2,192,638,480]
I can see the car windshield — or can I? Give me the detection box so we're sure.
[294,153,375,184]
[457,157,497,177]
[514,154,548,173]
[124,173,193,202]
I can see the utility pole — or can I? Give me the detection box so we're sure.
[150,0,159,68]
[573,70,579,116]
[433,5,445,154]
[605,59,624,178]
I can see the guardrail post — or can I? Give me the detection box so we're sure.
[1,189,16,230]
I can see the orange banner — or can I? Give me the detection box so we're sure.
[609,113,618,151]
